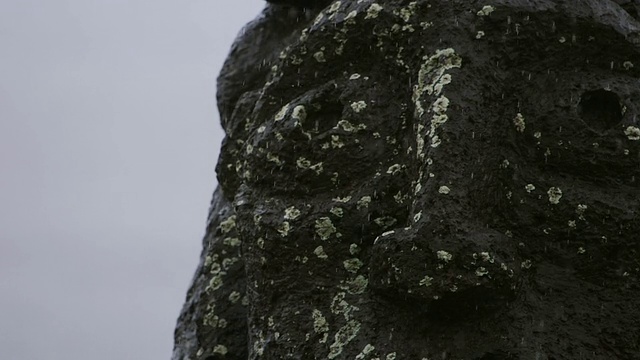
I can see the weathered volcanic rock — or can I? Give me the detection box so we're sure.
[173,1,640,359]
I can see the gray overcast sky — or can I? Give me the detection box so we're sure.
[0,1,264,358]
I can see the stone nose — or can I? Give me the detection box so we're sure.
[368,222,522,317]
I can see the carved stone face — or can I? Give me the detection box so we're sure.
[215,1,640,358]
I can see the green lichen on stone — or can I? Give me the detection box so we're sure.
[547,187,563,204]
[343,258,364,273]
[327,319,362,359]
[477,5,495,16]
[284,206,301,220]
[356,196,372,209]
[342,275,369,294]
[223,237,241,247]
[314,245,329,259]
[330,207,344,217]
[513,113,526,133]
[355,344,376,360]
[213,345,228,355]
[219,215,236,233]
[315,217,337,240]
[365,3,383,20]
[312,309,330,333]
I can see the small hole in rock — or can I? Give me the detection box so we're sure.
[578,89,622,132]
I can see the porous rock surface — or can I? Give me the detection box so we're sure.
[173,1,640,359]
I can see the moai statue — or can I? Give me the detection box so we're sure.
[173,1,640,359]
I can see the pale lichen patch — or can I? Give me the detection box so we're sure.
[267,152,282,165]
[310,162,324,175]
[327,0,342,14]
[374,216,397,228]
[312,309,330,333]
[213,345,228,355]
[297,157,312,169]
[477,5,495,16]
[313,12,325,27]
[513,113,526,133]
[355,344,376,360]
[344,258,364,273]
[342,275,369,294]
[291,105,307,122]
[222,258,242,270]
[223,237,241,247]
[299,28,309,42]
[274,104,290,121]
[314,51,327,63]
[547,187,563,204]
[419,275,433,287]
[314,245,329,259]
[315,217,337,240]
[219,215,236,234]
[437,250,453,262]
[479,252,494,263]
[576,204,588,220]
[330,207,344,217]
[398,1,417,22]
[412,48,461,153]
[386,164,403,175]
[333,196,352,203]
[624,126,640,140]
[331,134,345,148]
[349,243,360,255]
[253,331,266,356]
[278,221,291,237]
[228,291,241,303]
[284,206,301,220]
[328,320,362,359]
[365,3,383,19]
[357,196,372,209]
[208,274,224,292]
[475,267,489,276]
[336,119,355,132]
[351,101,368,113]
[344,10,358,22]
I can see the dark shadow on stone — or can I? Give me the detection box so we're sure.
[578,89,622,132]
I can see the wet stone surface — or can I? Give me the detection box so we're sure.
[173,1,640,359]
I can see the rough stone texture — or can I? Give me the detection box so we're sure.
[173,1,640,359]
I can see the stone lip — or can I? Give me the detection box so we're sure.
[173,1,640,359]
